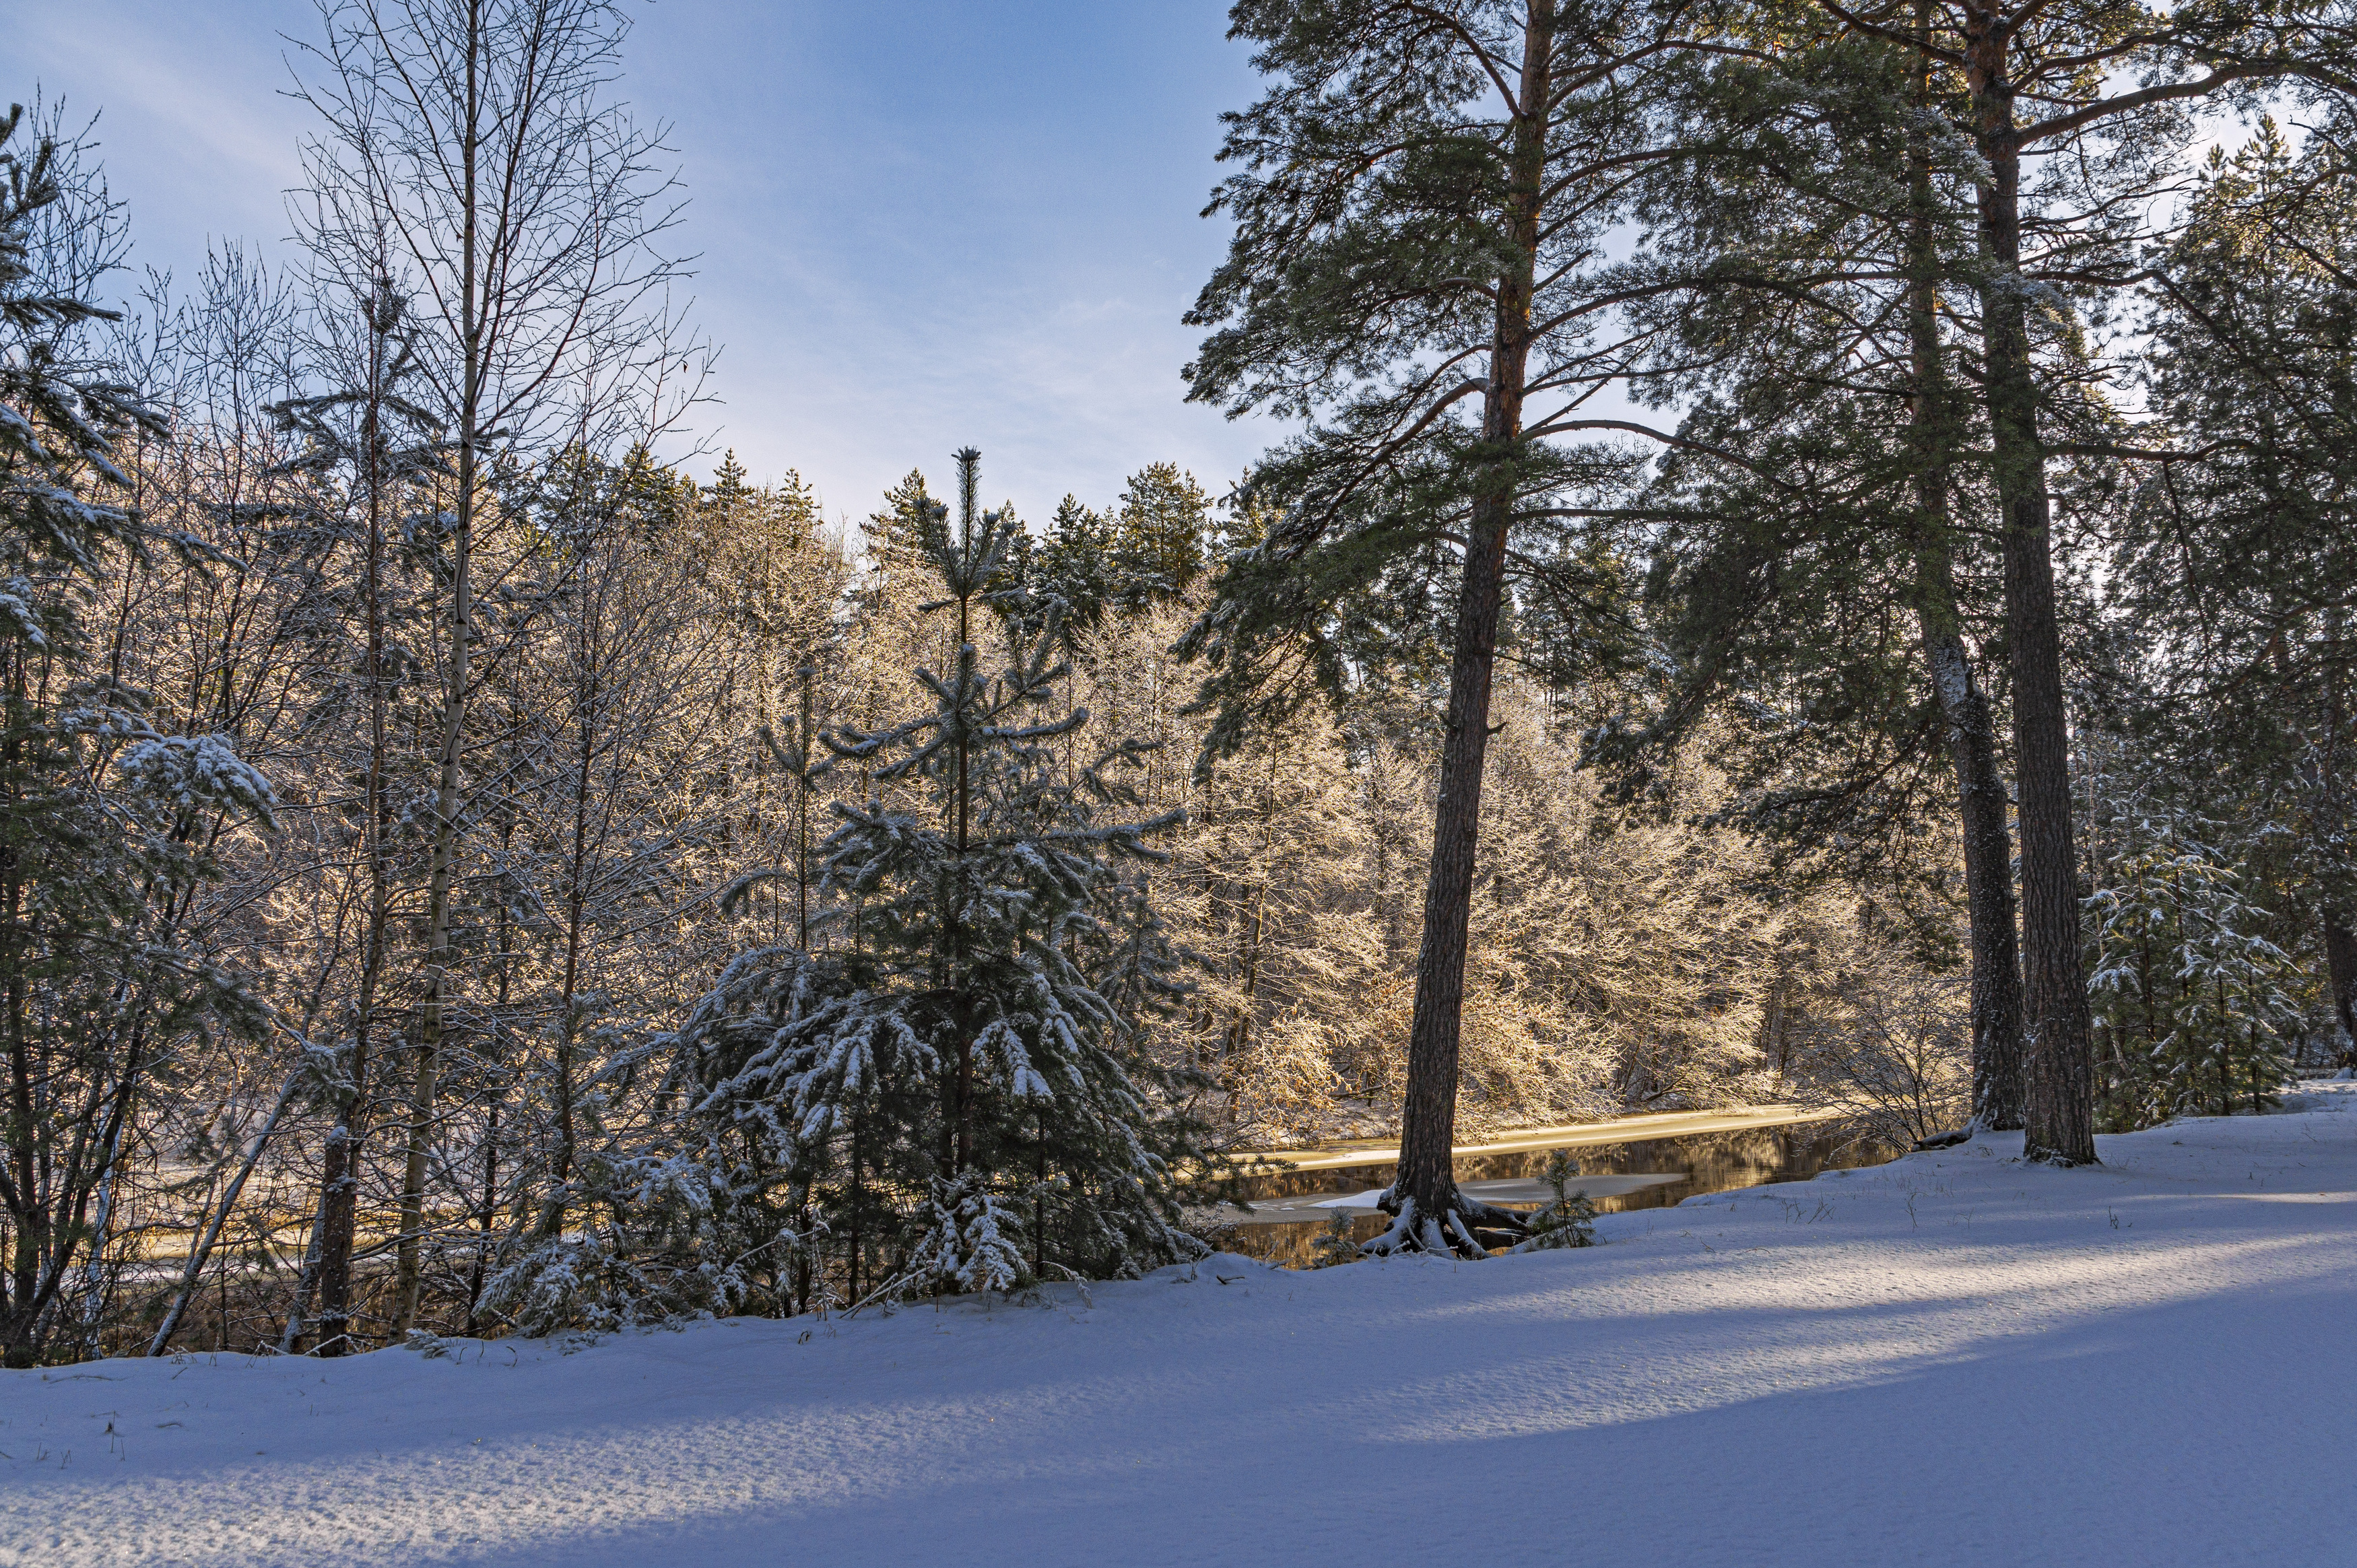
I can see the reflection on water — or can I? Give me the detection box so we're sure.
[1205,1124,1897,1269]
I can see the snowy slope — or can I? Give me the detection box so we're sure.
[9,1089,2356,1567]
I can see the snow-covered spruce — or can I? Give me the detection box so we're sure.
[671,448,1208,1311]
[477,1152,756,1336]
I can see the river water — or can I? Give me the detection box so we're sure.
[1200,1122,1898,1268]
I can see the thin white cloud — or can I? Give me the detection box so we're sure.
[17,0,312,275]
[25,1,1281,526]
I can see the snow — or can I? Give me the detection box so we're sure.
[114,733,277,821]
[10,1089,2357,1567]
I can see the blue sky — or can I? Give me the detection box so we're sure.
[18,1,1281,529]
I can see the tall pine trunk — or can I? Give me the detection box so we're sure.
[1965,4,2096,1163]
[1904,41,2024,1130]
[2319,609,2354,1066]
[1385,0,1554,1252]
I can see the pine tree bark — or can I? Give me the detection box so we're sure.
[1379,1,1554,1256]
[2319,611,2354,1067]
[1925,619,2026,1128]
[2324,910,2357,1067]
[1903,61,2024,1130]
[1964,3,2096,1163]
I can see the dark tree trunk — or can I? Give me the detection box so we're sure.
[1902,69,2024,1130]
[2323,909,2357,1067]
[317,277,400,1357]
[1378,1,1555,1256]
[2319,613,2354,1068]
[2,691,36,1369]
[312,1061,368,1356]
[1930,627,2026,1128]
[1965,5,2096,1163]
[463,1099,499,1335]
[393,3,492,1336]
[950,526,976,1178]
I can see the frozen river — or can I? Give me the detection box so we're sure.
[1203,1106,1896,1264]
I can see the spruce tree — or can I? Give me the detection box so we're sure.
[678,449,1206,1299]
[261,271,442,1354]
[2084,768,2300,1125]
[1032,494,1117,637]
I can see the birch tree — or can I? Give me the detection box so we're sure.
[290,0,700,1338]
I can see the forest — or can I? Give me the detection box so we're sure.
[1,0,2353,1367]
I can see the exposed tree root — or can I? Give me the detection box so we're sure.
[1360,1188,1529,1259]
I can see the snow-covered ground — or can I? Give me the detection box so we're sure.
[10,1088,2357,1567]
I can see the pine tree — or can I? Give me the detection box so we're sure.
[1807,0,2353,1164]
[1599,13,2028,1132]
[1512,1151,1597,1250]
[1110,463,1210,610]
[1183,0,1688,1256]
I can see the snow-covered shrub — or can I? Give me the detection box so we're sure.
[480,1235,750,1338]
[477,1151,754,1336]
[1781,934,1973,1147]
[887,1175,1031,1299]
[113,731,278,825]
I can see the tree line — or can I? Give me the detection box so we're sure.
[1,0,2352,1361]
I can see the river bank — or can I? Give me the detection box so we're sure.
[9,1086,2353,1566]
